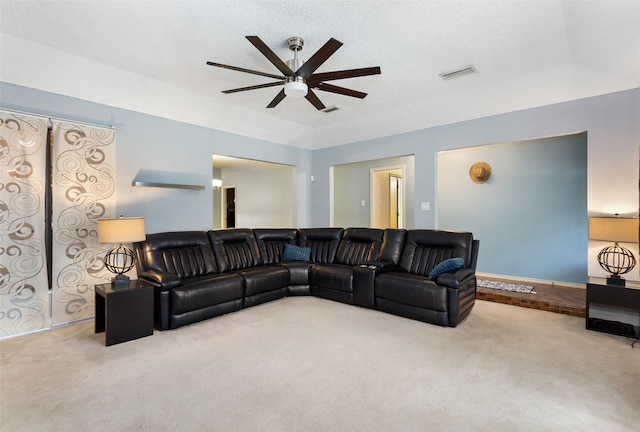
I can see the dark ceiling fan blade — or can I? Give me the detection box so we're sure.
[206,61,285,80]
[308,66,382,84]
[246,36,295,77]
[305,89,326,110]
[295,38,343,79]
[222,81,285,94]
[315,83,368,99]
[266,89,287,108]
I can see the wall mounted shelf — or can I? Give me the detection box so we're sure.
[132,181,205,190]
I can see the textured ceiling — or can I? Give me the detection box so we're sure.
[1,1,639,149]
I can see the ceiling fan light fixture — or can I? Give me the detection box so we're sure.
[208,35,381,109]
[284,80,308,97]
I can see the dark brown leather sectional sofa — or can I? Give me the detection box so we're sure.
[133,228,479,330]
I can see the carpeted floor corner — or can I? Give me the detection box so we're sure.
[1,297,639,431]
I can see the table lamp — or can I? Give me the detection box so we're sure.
[98,216,146,284]
[589,215,638,286]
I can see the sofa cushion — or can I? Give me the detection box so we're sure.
[310,264,354,293]
[334,228,384,265]
[283,244,311,261]
[375,273,448,312]
[428,257,465,280]
[137,231,218,278]
[171,273,243,315]
[378,229,407,265]
[398,230,473,276]
[253,229,298,264]
[239,266,290,296]
[208,229,262,272]
[298,228,344,264]
[279,261,311,286]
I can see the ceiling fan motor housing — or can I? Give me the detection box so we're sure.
[287,37,304,51]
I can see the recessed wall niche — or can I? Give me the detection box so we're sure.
[212,154,296,229]
[437,133,588,284]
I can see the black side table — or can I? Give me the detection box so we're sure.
[95,280,154,346]
[586,276,640,338]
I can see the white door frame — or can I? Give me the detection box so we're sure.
[370,164,405,229]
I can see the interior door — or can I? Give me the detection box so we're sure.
[390,175,399,229]
[389,174,404,229]
[225,187,236,228]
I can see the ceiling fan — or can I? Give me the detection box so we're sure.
[206,36,381,110]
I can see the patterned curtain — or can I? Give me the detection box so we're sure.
[50,121,115,326]
[0,112,50,337]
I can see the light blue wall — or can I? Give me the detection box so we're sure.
[437,134,587,283]
[0,83,313,233]
[312,89,639,283]
[2,82,639,283]
[312,90,639,228]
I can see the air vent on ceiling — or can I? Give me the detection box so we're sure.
[322,106,340,113]
[439,65,477,80]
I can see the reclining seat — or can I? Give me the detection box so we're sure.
[296,228,343,301]
[297,228,344,265]
[208,229,289,308]
[134,231,243,330]
[253,228,310,295]
[309,228,382,305]
[374,230,477,327]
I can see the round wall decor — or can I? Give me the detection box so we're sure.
[469,162,492,184]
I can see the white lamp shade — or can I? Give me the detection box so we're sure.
[284,81,308,97]
[589,217,639,243]
[98,217,146,244]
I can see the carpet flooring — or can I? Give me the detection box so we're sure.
[1,297,639,431]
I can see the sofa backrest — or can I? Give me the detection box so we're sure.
[398,230,473,275]
[334,228,384,265]
[253,228,298,265]
[297,228,344,264]
[134,231,218,278]
[377,229,407,265]
[208,228,262,272]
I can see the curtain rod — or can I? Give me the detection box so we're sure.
[0,107,124,131]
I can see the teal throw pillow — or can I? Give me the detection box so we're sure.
[283,244,311,261]
[428,257,465,280]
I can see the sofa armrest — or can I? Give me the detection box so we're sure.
[360,260,397,271]
[435,267,475,288]
[138,270,183,291]
[353,260,399,309]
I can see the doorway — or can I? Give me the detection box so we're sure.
[222,186,236,228]
[371,166,405,229]
[332,156,413,228]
